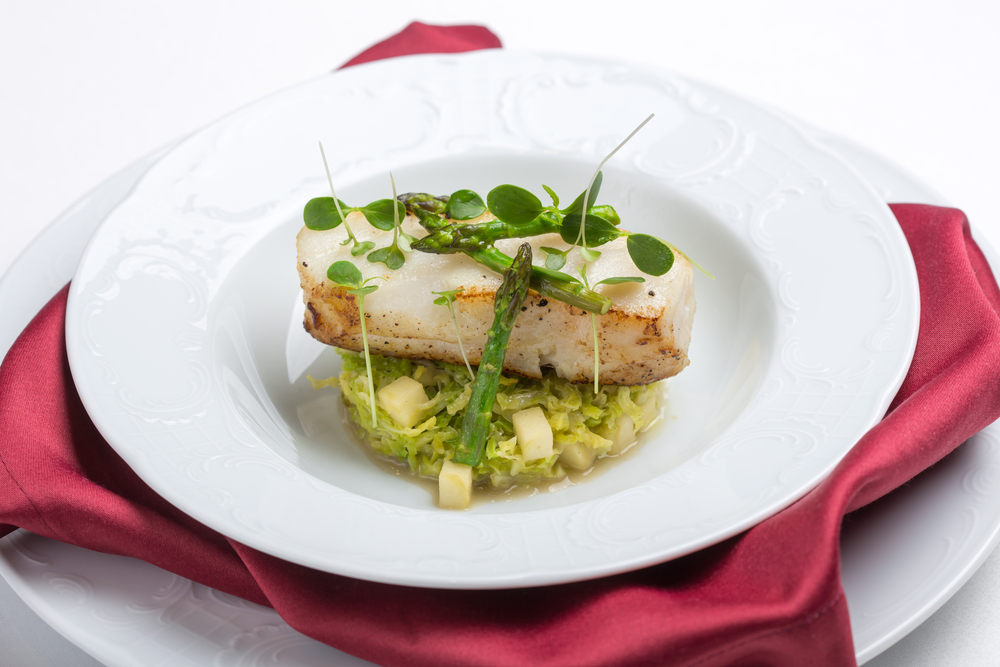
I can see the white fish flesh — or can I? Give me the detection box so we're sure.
[296,211,695,385]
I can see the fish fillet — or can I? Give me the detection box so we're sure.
[296,211,695,385]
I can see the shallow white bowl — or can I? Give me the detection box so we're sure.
[65,50,918,588]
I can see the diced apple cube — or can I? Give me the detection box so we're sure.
[637,393,660,432]
[438,460,473,509]
[512,406,553,461]
[560,441,597,470]
[377,376,428,428]
[597,415,636,454]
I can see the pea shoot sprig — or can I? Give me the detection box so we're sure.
[432,289,476,380]
[571,113,655,262]
[366,173,411,270]
[571,265,645,390]
[304,145,406,261]
[326,261,383,427]
[307,142,374,256]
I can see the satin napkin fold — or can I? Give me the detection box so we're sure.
[3,22,1000,667]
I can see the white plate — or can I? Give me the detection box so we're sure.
[0,99,995,667]
[64,50,919,588]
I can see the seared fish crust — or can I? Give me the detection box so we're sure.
[297,211,695,385]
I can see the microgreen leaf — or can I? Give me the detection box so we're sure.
[569,113,655,257]
[397,231,415,253]
[350,240,375,256]
[366,174,409,269]
[589,204,620,226]
[304,197,352,230]
[348,285,379,298]
[560,210,623,247]
[540,246,568,271]
[359,199,405,231]
[327,260,363,287]
[542,184,560,208]
[627,234,675,276]
[367,245,405,270]
[535,265,580,285]
[580,247,602,262]
[446,189,487,221]
[325,261,381,427]
[595,276,645,286]
[432,288,463,305]
[561,172,603,215]
[486,184,544,226]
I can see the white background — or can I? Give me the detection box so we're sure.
[1,1,998,665]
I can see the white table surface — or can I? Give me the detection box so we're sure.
[1,2,998,665]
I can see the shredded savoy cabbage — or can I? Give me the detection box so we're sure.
[311,351,662,488]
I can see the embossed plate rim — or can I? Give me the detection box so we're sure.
[63,50,920,588]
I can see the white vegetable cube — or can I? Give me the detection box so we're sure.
[559,441,596,470]
[377,376,428,428]
[636,393,660,432]
[597,415,636,455]
[438,460,473,509]
[512,406,553,461]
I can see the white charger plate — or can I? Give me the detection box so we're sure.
[64,50,919,588]
[0,86,996,667]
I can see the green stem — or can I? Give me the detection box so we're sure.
[447,301,476,380]
[357,294,376,428]
[319,141,359,244]
[591,312,599,393]
[413,216,560,252]
[451,243,533,466]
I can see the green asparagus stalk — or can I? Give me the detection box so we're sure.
[412,215,561,252]
[451,242,534,467]
[404,202,612,315]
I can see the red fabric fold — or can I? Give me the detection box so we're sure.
[340,21,500,69]
[2,22,1000,667]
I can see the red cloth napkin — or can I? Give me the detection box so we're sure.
[3,22,1000,667]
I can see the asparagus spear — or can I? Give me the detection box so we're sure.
[451,242,533,467]
[404,202,612,315]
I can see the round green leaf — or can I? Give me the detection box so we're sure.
[367,245,405,270]
[588,204,620,226]
[304,197,350,230]
[350,240,375,256]
[627,234,675,276]
[327,260,363,287]
[560,211,623,247]
[349,285,379,298]
[540,246,567,271]
[360,199,405,231]
[446,189,487,220]
[486,184,543,226]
